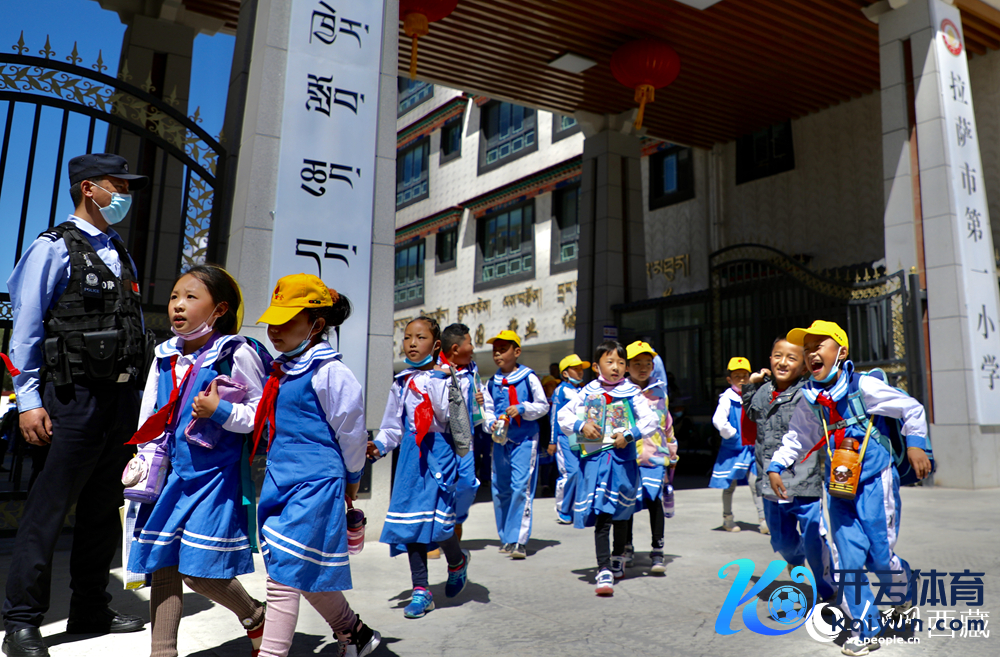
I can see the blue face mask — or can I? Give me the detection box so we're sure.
[405,353,434,368]
[567,376,584,386]
[281,321,318,358]
[92,184,133,225]
[811,349,843,384]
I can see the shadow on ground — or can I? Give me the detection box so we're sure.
[459,538,560,556]
[571,554,680,583]
[389,580,491,608]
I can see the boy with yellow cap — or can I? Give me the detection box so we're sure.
[766,320,932,656]
[549,354,589,524]
[710,356,765,532]
[485,330,549,559]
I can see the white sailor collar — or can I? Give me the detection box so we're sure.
[154,333,242,367]
[638,378,667,399]
[278,342,341,376]
[721,387,742,404]
[492,365,532,385]
[582,378,640,399]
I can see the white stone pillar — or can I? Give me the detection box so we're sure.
[879,0,1000,488]
[574,112,646,357]
[223,0,398,521]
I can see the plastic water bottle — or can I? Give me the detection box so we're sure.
[662,467,675,518]
[491,414,510,445]
[346,499,366,555]
[662,483,675,518]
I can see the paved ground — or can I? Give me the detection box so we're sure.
[0,485,998,656]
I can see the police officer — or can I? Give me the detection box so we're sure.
[2,154,148,657]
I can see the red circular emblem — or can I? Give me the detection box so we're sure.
[942,18,963,56]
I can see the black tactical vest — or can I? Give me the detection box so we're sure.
[40,221,145,384]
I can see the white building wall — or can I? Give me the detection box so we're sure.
[392,86,585,376]
[395,95,585,228]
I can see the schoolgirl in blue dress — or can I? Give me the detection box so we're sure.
[127,265,267,657]
[367,316,470,619]
[557,340,658,597]
[252,274,379,657]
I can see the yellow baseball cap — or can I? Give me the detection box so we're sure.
[559,354,590,372]
[786,320,849,350]
[727,357,751,372]
[257,273,336,326]
[626,340,657,360]
[486,330,521,347]
[8,393,14,402]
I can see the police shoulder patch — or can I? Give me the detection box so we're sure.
[38,230,61,243]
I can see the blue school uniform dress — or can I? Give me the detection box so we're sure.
[255,343,367,592]
[376,369,458,554]
[709,388,756,488]
[129,334,265,579]
[556,379,659,529]
[487,366,549,545]
[768,361,930,639]
[550,381,583,524]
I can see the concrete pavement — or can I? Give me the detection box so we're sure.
[1,484,998,656]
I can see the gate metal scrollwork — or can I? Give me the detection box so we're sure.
[710,244,925,404]
[0,35,229,356]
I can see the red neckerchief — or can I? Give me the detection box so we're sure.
[128,355,195,445]
[502,373,523,426]
[408,378,434,447]
[770,389,781,402]
[799,392,842,463]
[250,361,284,462]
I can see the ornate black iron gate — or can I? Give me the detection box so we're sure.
[0,37,228,508]
[710,244,927,403]
[0,36,229,358]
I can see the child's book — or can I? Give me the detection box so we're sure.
[578,393,607,445]
[575,394,638,454]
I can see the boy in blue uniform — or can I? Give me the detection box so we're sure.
[549,354,589,524]
[711,357,765,532]
[767,321,932,657]
[485,331,549,559]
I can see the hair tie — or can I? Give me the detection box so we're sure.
[328,287,339,303]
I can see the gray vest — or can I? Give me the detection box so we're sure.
[743,378,825,499]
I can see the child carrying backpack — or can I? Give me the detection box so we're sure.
[766,321,933,657]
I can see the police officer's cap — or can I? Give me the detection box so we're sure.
[68,153,149,191]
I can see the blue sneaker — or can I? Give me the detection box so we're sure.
[445,549,471,598]
[403,588,435,618]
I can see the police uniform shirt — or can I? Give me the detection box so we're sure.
[7,215,140,412]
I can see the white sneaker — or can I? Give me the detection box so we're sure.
[595,568,615,596]
[758,518,769,535]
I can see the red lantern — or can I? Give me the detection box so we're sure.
[400,0,458,80]
[610,39,681,130]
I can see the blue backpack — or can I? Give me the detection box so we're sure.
[810,368,935,486]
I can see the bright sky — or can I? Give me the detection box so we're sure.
[0,0,234,294]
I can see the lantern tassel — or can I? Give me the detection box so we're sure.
[410,34,420,79]
[633,84,655,131]
[404,12,430,81]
